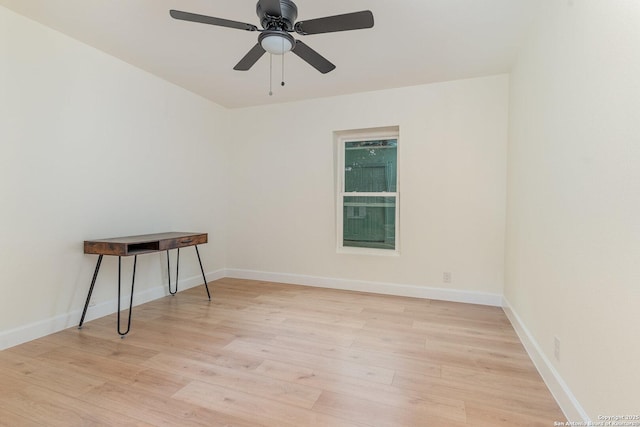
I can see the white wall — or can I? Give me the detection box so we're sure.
[506,0,640,419]
[0,6,229,347]
[226,75,508,300]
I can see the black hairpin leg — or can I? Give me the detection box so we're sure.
[194,245,211,300]
[167,248,180,296]
[117,255,137,338]
[78,255,103,329]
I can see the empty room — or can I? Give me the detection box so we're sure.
[1,0,638,425]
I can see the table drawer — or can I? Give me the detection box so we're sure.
[159,233,207,250]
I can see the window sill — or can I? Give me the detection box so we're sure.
[337,246,400,257]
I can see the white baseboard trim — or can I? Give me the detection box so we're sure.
[502,297,590,423]
[0,269,225,351]
[224,268,502,306]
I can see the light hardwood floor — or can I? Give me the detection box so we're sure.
[0,278,564,426]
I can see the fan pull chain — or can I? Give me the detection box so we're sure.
[269,54,273,96]
[281,37,285,87]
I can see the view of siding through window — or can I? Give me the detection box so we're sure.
[343,139,397,249]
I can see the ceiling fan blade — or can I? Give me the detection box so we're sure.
[258,0,282,16]
[233,43,267,71]
[294,10,374,35]
[170,10,258,32]
[291,40,335,74]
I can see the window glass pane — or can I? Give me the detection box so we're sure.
[344,139,397,192]
[343,196,396,250]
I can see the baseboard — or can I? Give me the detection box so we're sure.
[502,297,590,423]
[0,269,225,351]
[224,268,502,306]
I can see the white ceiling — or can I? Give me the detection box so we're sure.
[0,0,543,108]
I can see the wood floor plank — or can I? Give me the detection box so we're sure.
[34,345,147,383]
[224,337,396,385]
[0,408,43,427]
[42,328,160,364]
[173,380,364,427]
[144,352,323,409]
[392,369,564,421]
[312,390,468,427]
[216,317,357,348]
[464,401,556,426]
[0,351,106,398]
[255,359,466,423]
[441,363,551,393]
[352,327,430,353]
[0,279,564,426]
[0,375,153,426]
[77,380,258,427]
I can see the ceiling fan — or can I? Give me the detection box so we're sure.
[169,0,374,74]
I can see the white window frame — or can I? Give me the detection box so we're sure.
[335,127,400,256]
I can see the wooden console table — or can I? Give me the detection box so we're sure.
[79,232,211,337]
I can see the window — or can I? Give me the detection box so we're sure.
[336,127,399,254]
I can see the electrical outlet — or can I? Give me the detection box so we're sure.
[443,272,451,283]
[554,336,560,361]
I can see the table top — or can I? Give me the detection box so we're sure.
[84,232,207,256]
[85,232,204,244]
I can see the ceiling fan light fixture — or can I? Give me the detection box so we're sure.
[171,1,374,74]
[259,31,294,55]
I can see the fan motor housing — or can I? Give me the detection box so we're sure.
[256,0,298,31]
